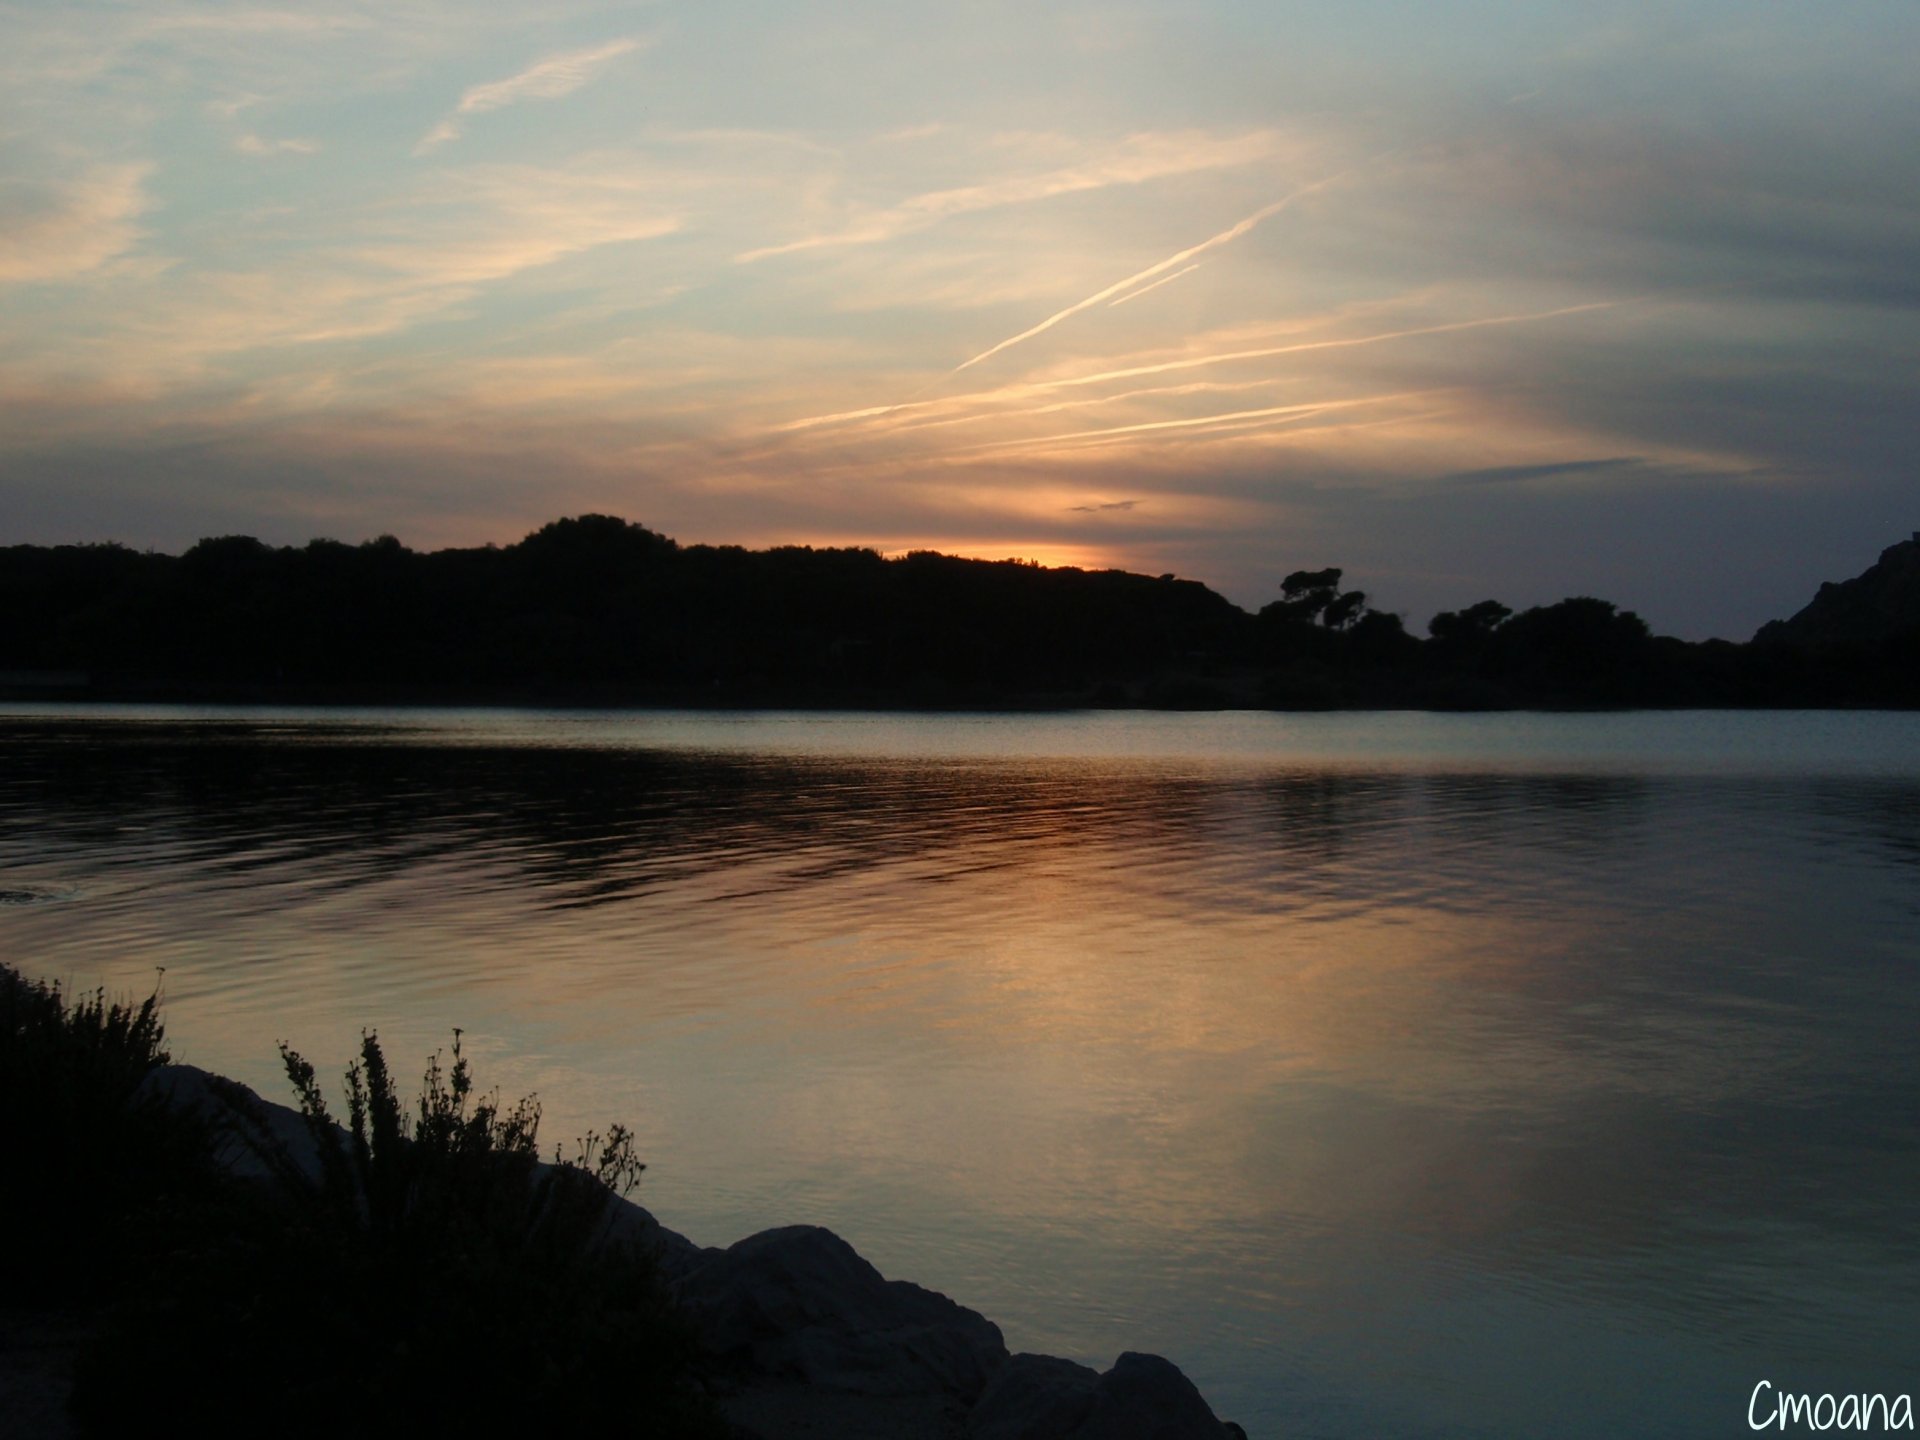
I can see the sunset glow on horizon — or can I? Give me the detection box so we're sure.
[2,2,1915,637]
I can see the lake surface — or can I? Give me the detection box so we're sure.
[4,706,1917,1436]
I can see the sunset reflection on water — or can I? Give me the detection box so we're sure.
[3,707,1917,1437]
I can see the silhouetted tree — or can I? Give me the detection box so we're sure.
[1345,609,1419,664]
[7,517,1907,707]
[1266,567,1343,625]
[1322,588,1369,631]
[1484,597,1657,701]
[1428,599,1512,645]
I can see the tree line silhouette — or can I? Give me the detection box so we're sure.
[2,515,1914,707]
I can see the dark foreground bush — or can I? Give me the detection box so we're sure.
[69,1030,725,1437]
[0,964,207,1303]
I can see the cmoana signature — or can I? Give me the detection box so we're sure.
[1750,1382,1913,1431]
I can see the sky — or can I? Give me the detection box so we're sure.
[1,1,1916,639]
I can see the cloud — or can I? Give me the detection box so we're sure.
[779,299,1624,439]
[1107,263,1201,309]
[108,270,475,360]
[1369,97,1920,313]
[0,164,149,284]
[6,119,981,404]
[801,379,1281,453]
[0,161,687,382]
[351,165,682,288]
[1440,458,1643,487]
[235,134,320,157]
[205,95,262,120]
[951,174,1344,374]
[739,129,1283,261]
[957,295,1629,388]
[143,10,377,38]
[2,3,1914,647]
[959,390,1444,456]
[415,37,647,154]
[1068,499,1138,512]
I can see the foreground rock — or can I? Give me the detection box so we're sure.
[139,1063,1242,1439]
[679,1225,1008,1401]
[969,1352,1245,1440]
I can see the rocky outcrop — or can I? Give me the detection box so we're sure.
[135,1062,715,1278]
[136,1063,1242,1439]
[1754,532,1920,651]
[677,1224,1008,1401]
[138,1062,327,1182]
[969,1351,1243,1440]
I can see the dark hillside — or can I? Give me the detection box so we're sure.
[1750,533,1920,704]
[3,516,1914,708]
[1754,533,1920,652]
[0,517,1249,707]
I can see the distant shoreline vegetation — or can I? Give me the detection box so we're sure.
[3,516,1916,710]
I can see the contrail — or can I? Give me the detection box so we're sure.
[970,398,1457,459]
[1005,299,1630,393]
[883,377,1280,438]
[775,401,907,433]
[951,175,1341,375]
[1107,263,1202,309]
[779,298,1623,436]
[955,389,1441,453]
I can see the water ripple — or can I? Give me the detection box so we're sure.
[4,707,1919,1440]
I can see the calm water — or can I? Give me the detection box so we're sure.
[4,706,1917,1436]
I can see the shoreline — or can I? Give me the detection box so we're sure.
[125,1063,1250,1440]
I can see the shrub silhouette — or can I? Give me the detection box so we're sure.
[253,1029,646,1262]
[72,1030,724,1437]
[0,964,203,1303]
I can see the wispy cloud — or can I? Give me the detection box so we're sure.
[205,95,262,120]
[13,163,688,381]
[739,130,1282,261]
[1107,263,1201,308]
[991,403,1461,462]
[778,296,1614,439]
[1442,457,1641,486]
[951,174,1343,374]
[144,10,378,38]
[958,390,1440,454]
[415,37,647,155]
[354,165,683,288]
[236,133,320,157]
[868,377,1286,440]
[0,164,149,284]
[958,297,1631,394]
